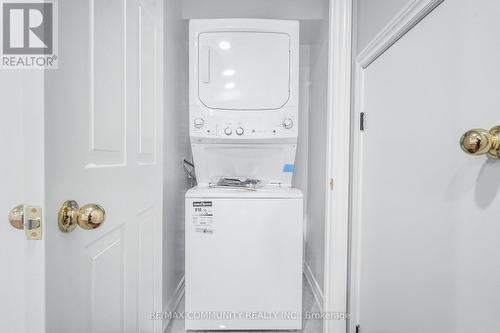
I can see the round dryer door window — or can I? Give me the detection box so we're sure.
[197,31,291,110]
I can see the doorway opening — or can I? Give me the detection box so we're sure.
[163,0,333,332]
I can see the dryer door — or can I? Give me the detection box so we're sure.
[198,31,290,110]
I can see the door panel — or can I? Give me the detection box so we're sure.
[87,230,123,333]
[138,6,157,164]
[44,0,163,332]
[90,0,126,164]
[353,1,500,332]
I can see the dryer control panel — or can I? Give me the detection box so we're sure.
[189,107,298,140]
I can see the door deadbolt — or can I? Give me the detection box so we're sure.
[460,126,500,159]
[58,200,106,233]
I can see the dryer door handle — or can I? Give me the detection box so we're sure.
[200,46,210,84]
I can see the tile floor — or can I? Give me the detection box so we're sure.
[166,277,322,333]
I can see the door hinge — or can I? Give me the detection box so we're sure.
[355,324,360,333]
[329,178,334,190]
[360,112,365,131]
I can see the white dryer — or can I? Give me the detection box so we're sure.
[186,19,302,330]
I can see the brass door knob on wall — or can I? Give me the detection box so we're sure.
[460,126,500,159]
[58,200,106,232]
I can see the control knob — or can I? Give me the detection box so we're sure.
[282,118,294,129]
[236,127,244,136]
[224,127,232,136]
[193,118,204,129]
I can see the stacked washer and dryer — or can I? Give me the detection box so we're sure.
[185,19,303,330]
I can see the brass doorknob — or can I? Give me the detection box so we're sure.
[58,200,106,232]
[460,126,500,159]
[8,205,24,230]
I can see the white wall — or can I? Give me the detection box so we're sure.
[304,1,330,298]
[181,0,326,20]
[355,0,411,53]
[163,0,190,315]
[294,45,311,246]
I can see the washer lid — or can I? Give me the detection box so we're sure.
[198,31,291,110]
[186,186,303,199]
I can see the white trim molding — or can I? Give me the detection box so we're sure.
[323,0,352,333]
[162,276,185,333]
[304,263,324,310]
[349,1,445,333]
[357,0,444,69]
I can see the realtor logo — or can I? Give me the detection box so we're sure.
[1,0,57,68]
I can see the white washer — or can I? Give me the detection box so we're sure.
[185,186,303,330]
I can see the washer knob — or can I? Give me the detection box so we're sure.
[193,118,204,129]
[224,127,232,136]
[282,118,294,129]
[236,127,244,136]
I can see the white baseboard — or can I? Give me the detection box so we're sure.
[163,276,185,333]
[304,262,324,310]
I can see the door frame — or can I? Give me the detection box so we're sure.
[347,1,445,332]
[323,1,352,333]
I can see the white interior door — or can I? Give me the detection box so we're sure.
[1,72,28,333]
[352,0,500,332]
[44,0,163,332]
[1,72,45,333]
